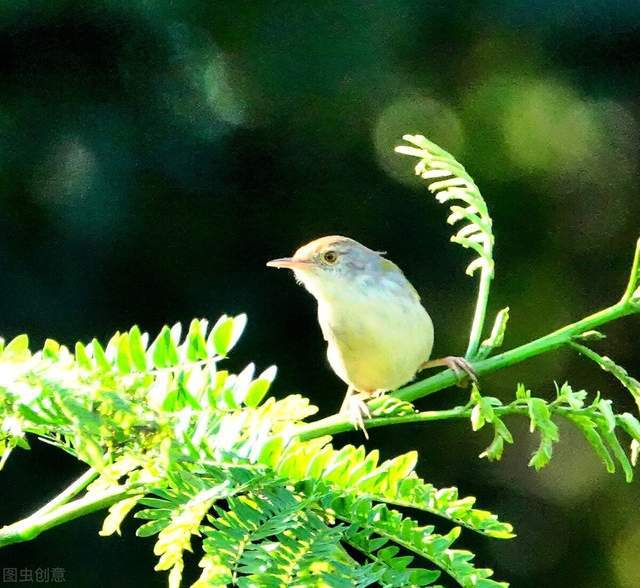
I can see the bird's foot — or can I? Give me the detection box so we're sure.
[420,356,478,387]
[339,392,372,439]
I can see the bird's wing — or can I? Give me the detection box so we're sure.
[380,258,422,302]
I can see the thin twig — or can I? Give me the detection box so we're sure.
[29,467,98,519]
[0,484,137,548]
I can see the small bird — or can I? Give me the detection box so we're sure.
[267,236,475,435]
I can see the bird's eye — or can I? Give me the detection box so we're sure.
[323,250,338,264]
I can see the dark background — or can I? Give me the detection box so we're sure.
[0,2,639,586]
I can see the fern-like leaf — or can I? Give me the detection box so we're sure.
[470,383,640,482]
[570,341,640,411]
[395,134,498,359]
[396,134,493,279]
[0,315,510,586]
[333,496,507,588]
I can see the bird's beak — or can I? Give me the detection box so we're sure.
[266,257,311,270]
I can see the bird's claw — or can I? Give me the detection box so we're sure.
[420,356,478,387]
[340,393,371,439]
[445,356,478,385]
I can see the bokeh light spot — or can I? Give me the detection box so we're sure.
[203,55,248,127]
[34,136,98,204]
[614,522,640,588]
[532,423,608,504]
[502,78,601,173]
[159,23,249,140]
[31,134,129,244]
[374,95,465,185]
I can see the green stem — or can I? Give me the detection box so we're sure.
[296,407,468,441]
[399,301,633,402]
[465,261,493,359]
[622,238,640,302]
[294,300,636,441]
[302,398,620,442]
[29,468,98,519]
[0,484,134,548]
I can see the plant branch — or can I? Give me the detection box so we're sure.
[29,468,98,519]
[294,298,638,441]
[0,484,135,548]
[299,396,625,442]
[397,301,635,403]
[622,238,640,303]
[465,262,493,359]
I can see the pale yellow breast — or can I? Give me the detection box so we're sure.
[318,286,434,393]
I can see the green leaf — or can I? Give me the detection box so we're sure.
[598,424,634,483]
[245,366,278,408]
[232,364,255,406]
[186,319,208,362]
[526,398,559,470]
[175,373,201,410]
[528,437,554,470]
[152,326,180,369]
[0,311,519,586]
[128,326,148,371]
[480,416,513,462]
[334,498,506,587]
[597,399,616,433]
[480,434,504,462]
[409,568,441,585]
[210,314,247,356]
[528,398,549,432]
[528,398,558,440]
[515,383,530,400]
[75,435,105,470]
[162,389,180,412]
[471,397,496,431]
[100,496,140,536]
[470,404,485,431]
[568,415,615,473]
[136,518,171,538]
[478,307,509,359]
[493,417,513,444]
[618,412,640,441]
[555,382,586,409]
[3,334,30,362]
[138,497,173,509]
[90,339,110,371]
[42,339,60,360]
[116,334,132,374]
[18,404,50,425]
[135,508,174,520]
[74,341,93,370]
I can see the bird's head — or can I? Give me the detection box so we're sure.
[267,235,407,302]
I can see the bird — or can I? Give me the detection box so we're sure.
[267,235,475,436]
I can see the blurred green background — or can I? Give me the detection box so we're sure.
[0,1,639,586]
